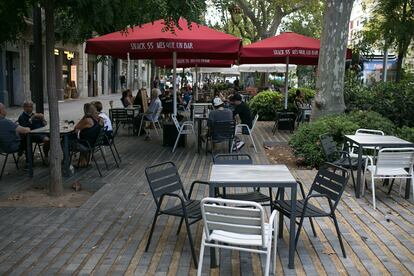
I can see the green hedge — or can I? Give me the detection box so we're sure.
[248,90,283,120]
[396,126,414,143]
[289,110,401,167]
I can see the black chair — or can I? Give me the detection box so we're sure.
[109,108,134,135]
[213,154,273,205]
[145,161,209,267]
[273,163,349,258]
[103,128,121,168]
[272,112,296,134]
[206,120,236,154]
[0,147,20,179]
[320,133,360,193]
[70,127,108,177]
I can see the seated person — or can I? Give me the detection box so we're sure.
[92,101,112,134]
[160,88,173,116]
[72,103,103,167]
[232,94,252,133]
[208,98,233,144]
[121,89,133,107]
[133,88,162,137]
[0,103,30,154]
[133,89,145,113]
[18,101,49,157]
[294,89,306,122]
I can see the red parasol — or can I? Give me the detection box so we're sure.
[155,58,234,68]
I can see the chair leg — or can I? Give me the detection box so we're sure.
[371,175,376,210]
[154,122,159,136]
[99,148,109,170]
[112,142,121,163]
[332,213,346,258]
[138,116,144,137]
[0,154,9,179]
[197,236,205,276]
[264,243,271,276]
[145,211,160,252]
[294,215,305,250]
[176,217,184,235]
[108,145,119,168]
[91,153,102,177]
[273,224,277,275]
[12,153,19,170]
[184,215,198,267]
[172,133,181,153]
[309,218,317,237]
[248,129,257,153]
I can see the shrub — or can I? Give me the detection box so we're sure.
[396,126,414,142]
[248,90,283,120]
[289,115,359,167]
[289,110,399,167]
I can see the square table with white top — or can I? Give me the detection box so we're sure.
[344,135,414,198]
[209,164,298,269]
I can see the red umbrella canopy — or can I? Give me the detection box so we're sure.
[240,32,351,65]
[155,58,235,68]
[86,18,241,60]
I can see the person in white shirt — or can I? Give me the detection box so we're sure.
[92,101,112,132]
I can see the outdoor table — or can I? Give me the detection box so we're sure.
[27,125,74,177]
[194,114,209,153]
[191,102,212,120]
[344,134,414,198]
[209,164,298,269]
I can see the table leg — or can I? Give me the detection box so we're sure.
[405,178,411,199]
[278,188,284,238]
[27,134,33,177]
[356,146,363,198]
[288,185,297,269]
[209,183,217,268]
[62,134,70,177]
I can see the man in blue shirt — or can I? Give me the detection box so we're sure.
[0,103,30,154]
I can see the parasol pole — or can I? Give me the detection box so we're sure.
[127,52,131,89]
[195,64,198,101]
[173,51,177,115]
[284,56,289,109]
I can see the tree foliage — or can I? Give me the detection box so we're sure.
[212,0,318,43]
[357,0,414,81]
[0,0,31,44]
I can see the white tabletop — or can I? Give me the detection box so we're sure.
[192,103,212,106]
[210,164,296,184]
[31,125,74,134]
[345,135,413,146]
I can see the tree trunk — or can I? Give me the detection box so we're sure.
[312,0,354,119]
[44,0,63,196]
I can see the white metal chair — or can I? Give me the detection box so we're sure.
[348,128,385,159]
[171,114,195,152]
[138,107,163,137]
[363,148,414,209]
[198,197,278,276]
[235,114,259,153]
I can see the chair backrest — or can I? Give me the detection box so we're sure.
[93,126,107,147]
[145,162,187,206]
[319,134,338,162]
[213,153,253,165]
[308,163,349,211]
[251,114,259,131]
[375,148,414,174]
[154,107,163,122]
[109,108,128,123]
[200,197,266,247]
[171,114,181,131]
[210,120,236,141]
[355,128,385,136]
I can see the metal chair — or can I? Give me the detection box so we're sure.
[272,112,296,134]
[320,133,359,193]
[102,127,121,168]
[347,128,385,159]
[273,163,349,258]
[198,197,278,276]
[70,127,108,177]
[213,154,273,205]
[206,120,236,155]
[138,107,163,137]
[144,161,209,267]
[171,114,195,152]
[235,114,259,153]
[109,108,134,135]
[0,147,20,179]
[363,148,414,209]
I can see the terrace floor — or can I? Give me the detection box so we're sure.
[0,117,413,275]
